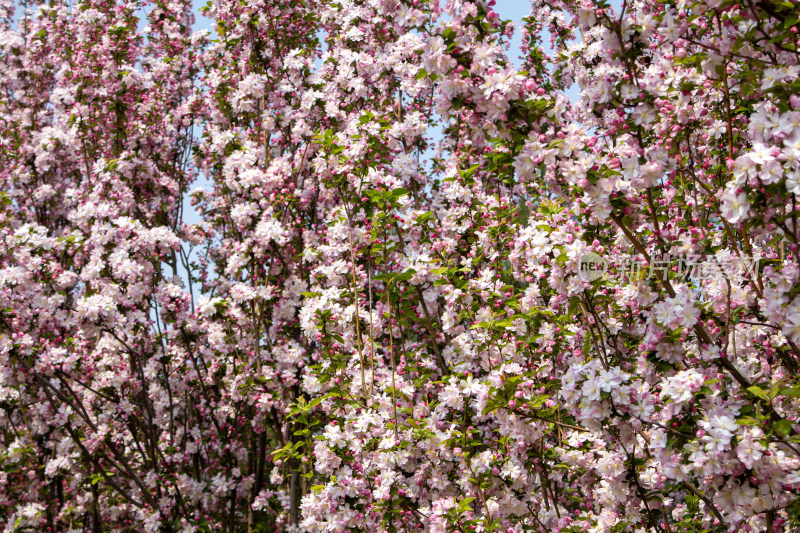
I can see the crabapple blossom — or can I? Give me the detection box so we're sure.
[2,0,800,531]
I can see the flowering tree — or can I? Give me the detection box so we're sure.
[2,0,800,531]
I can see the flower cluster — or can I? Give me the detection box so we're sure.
[2,0,800,531]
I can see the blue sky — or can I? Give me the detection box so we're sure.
[494,1,533,67]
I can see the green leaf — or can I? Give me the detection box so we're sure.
[747,385,769,401]
[461,164,480,179]
[393,268,416,283]
[736,416,760,426]
[774,419,794,437]
[391,188,409,199]
[457,497,476,512]
[779,387,800,398]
